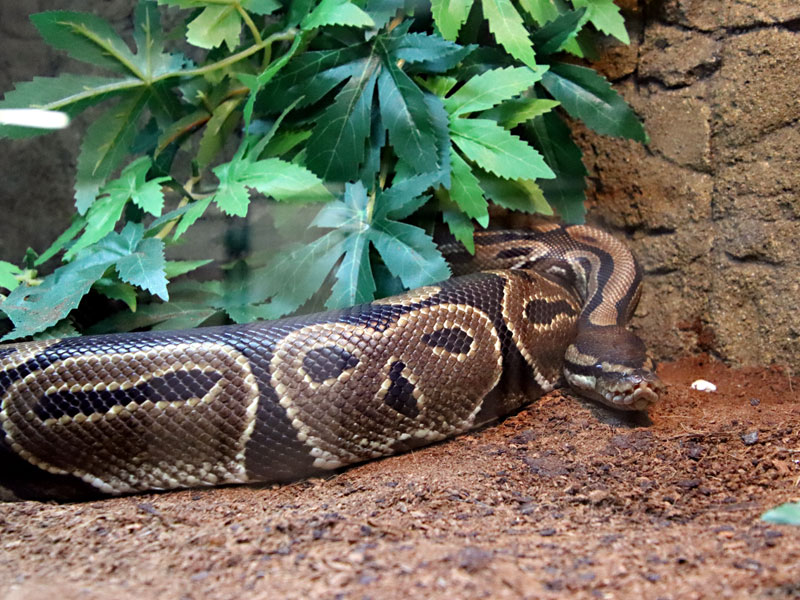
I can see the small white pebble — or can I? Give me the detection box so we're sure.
[690,379,717,392]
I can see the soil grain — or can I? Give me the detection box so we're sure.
[1,356,799,600]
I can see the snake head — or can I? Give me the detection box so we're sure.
[564,326,663,411]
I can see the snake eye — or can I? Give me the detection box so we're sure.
[594,362,604,371]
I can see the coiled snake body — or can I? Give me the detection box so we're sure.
[0,224,661,501]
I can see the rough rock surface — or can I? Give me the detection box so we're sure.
[1,0,799,370]
[577,0,800,370]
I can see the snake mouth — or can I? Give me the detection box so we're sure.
[600,377,662,411]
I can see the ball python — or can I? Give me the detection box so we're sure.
[0,223,661,501]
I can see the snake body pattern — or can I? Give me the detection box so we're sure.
[0,224,661,501]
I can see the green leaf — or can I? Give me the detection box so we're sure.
[444,66,546,117]
[1,257,111,341]
[449,150,489,225]
[526,111,587,222]
[572,0,629,44]
[377,62,438,175]
[213,157,333,216]
[442,207,476,254]
[761,503,800,526]
[100,156,169,217]
[186,4,243,50]
[113,233,169,301]
[164,259,213,278]
[0,262,23,292]
[88,299,220,333]
[175,197,213,239]
[531,7,587,54]
[34,216,87,265]
[482,0,538,69]
[327,230,375,309]
[306,56,380,181]
[480,97,560,128]
[255,232,348,319]
[541,63,647,142]
[31,11,141,76]
[450,118,555,180]
[196,98,243,169]
[390,32,474,74]
[94,277,138,312]
[477,170,552,214]
[302,0,375,30]
[371,220,450,289]
[0,75,129,139]
[31,318,80,341]
[64,194,129,260]
[431,0,474,40]
[518,0,559,24]
[133,1,192,77]
[74,91,149,214]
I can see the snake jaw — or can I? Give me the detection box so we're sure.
[597,371,663,411]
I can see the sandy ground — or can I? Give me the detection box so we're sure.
[1,356,799,600]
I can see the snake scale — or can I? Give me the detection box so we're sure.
[0,224,661,501]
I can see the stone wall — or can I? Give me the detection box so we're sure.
[1,1,798,369]
[576,0,800,370]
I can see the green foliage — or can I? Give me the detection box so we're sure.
[761,502,800,525]
[0,0,646,340]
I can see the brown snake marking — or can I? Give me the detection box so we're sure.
[0,224,662,501]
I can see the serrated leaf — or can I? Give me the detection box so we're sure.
[64,194,129,260]
[0,75,129,139]
[0,261,23,292]
[133,1,193,77]
[390,32,474,73]
[477,170,552,214]
[164,259,213,278]
[34,216,87,265]
[88,300,219,333]
[244,0,282,15]
[541,63,647,142]
[213,157,332,216]
[431,0,474,40]
[482,0,538,69]
[450,118,555,180]
[31,11,140,76]
[186,4,242,50]
[480,97,560,128]
[306,56,380,181]
[365,0,405,29]
[572,0,629,44]
[75,91,149,214]
[377,62,438,175]
[94,277,138,311]
[302,0,375,30]
[1,256,111,341]
[518,0,559,24]
[370,220,450,289]
[442,206,476,254]
[175,197,213,239]
[31,318,80,341]
[761,502,800,525]
[377,172,439,220]
[255,231,348,319]
[449,150,489,225]
[444,66,546,117]
[115,236,168,300]
[101,156,168,217]
[526,111,587,222]
[196,97,243,169]
[531,7,587,54]
[326,232,375,309]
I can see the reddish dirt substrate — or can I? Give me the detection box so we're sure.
[1,356,799,600]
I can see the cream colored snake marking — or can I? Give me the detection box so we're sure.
[0,224,662,501]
